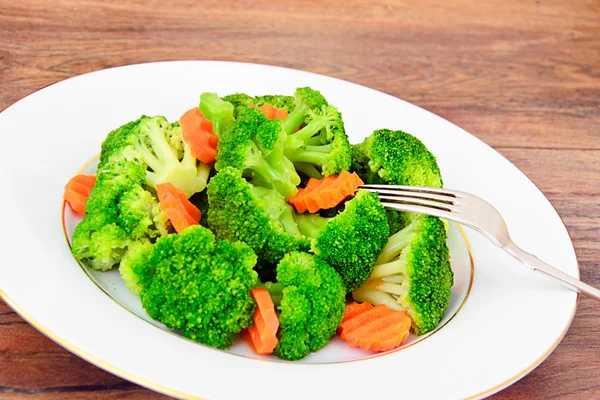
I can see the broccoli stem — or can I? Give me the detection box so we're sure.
[294,162,323,179]
[255,281,284,306]
[352,285,405,311]
[293,115,335,142]
[370,258,406,279]
[295,213,330,238]
[281,103,310,135]
[286,150,330,166]
[199,92,234,136]
[250,157,297,198]
[376,221,417,264]
[280,205,302,236]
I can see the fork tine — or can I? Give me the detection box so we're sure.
[359,184,460,198]
[377,195,459,213]
[361,188,458,205]
[380,202,455,221]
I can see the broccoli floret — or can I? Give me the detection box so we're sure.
[140,225,258,349]
[131,116,212,198]
[72,115,211,271]
[207,167,309,281]
[280,88,351,178]
[118,239,154,295]
[352,215,453,335]
[352,128,443,232]
[222,93,295,118]
[215,107,300,198]
[199,92,234,136]
[262,252,346,360]
[280,87,328,135]
[300,190,390,292]
[71,153,168,271]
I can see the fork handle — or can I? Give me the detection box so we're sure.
[503,241,600,301]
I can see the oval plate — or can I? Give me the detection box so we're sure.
[0,61,578,399]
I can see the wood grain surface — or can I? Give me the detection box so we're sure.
[1,0,599,398]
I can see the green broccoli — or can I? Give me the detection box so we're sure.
[215,107,300,198]
[261,252,346,360]
[207,167,309,282]
[118,239,154,295]
[279,88,351,178]
[131,116,212,198]
[199,92,234,136]
[296,190,390,292]
[352,215,453,335]
[140,225,258,350]
[72,115,213,271]
[71,157,167,271]
[352,128,443,233]
[222,93,295,118]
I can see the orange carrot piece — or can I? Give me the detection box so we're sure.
[339,303,411,352]
[156,183,201,233]
[180,107,219,164]
[64,174,96,215]
[289,171,364,213]
[244,288,279,355]
[249,103,289,120]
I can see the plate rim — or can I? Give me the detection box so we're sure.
[0,59,580,399]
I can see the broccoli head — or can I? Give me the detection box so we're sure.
[215,107,300,198]
[222,93,295,118]
[301,190,390,292]
[71,152,168,271]
[118,239,154,295]
[72,114,213,271]
[352,128,443,233]
[140,225,258,349]
[207,167,309,281]
[263,252,346,360]
[279,88,351,178]
[352,215,453,335]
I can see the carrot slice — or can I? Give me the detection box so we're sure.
[156,183,201,233]
[249,103,289,120]
[289,171,364,213]
[64,174,96,215]
[244,288,279,355]
[339,303,411,352]
[180,107,219,164]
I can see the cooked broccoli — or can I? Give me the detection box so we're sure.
[71,155,167,270]
[72,115,213,270]
[215,107,300,198]
[297,190,390,292]
[279,88,351,178]
[207,167,309,281]
[352,128,443,233]
[118,239,153,295]
[140,225,258,349]
[261,252,346,360]
[131,116,212,198]
[199,92,234,136]
[352,215,453,335]
[222,93,295,118]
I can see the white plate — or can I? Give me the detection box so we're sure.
[0,61,578,399]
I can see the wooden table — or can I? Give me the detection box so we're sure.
[1,0,598,398]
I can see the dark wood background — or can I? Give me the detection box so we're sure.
[1,0,598,398]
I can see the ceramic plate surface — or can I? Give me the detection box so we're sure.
[0,61,578,400]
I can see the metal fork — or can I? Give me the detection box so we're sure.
[360,184,600,301]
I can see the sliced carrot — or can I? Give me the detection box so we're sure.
[288,170,364,213]
[64,174,96,215]
[339,303,411,352]
[156,183,201,233]
[244,288,279,355]
[180,107,219,164]
[249,103,289,120]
